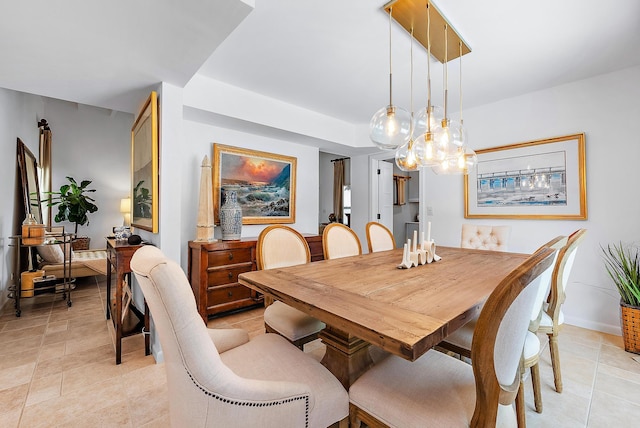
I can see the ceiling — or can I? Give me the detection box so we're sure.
[2,0,640,129]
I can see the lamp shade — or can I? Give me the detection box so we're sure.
[370,105,412,150]
[395,140,419,171]
[413,105,444,139]
[120,198,131,213]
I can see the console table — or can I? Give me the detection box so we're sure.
[8,232,75,317]
[105,238,150,364]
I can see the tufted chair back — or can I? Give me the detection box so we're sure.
[461,224,511,252]
[130,245,348,427]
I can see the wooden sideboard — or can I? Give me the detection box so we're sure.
[188,235,323,322]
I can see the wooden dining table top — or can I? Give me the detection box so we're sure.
[239,246,529,362]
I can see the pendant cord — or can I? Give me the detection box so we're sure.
[443,24,448,121]
[426,2,432,132]
[459,41,463,125]
[388,7,393,107]
[410,26,414,136]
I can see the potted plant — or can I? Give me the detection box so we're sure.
[48,176,98,249]
[602,242,640,354]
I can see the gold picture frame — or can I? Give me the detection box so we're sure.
[213,144,296,225]
[131,91,159,232]
[464,133,587,220]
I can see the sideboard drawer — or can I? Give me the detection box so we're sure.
[208,248,253,266]
[207,263,253,286]
[207,284,252,307]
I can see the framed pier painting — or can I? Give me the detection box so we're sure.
[464,133,587,220]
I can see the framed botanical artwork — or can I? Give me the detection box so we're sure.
[464,133,587,220]
[213,144,296,224]
[131,91,159,232]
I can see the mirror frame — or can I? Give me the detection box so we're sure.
[17,138,43,224]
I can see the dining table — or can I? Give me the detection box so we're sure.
[238,245,529,389]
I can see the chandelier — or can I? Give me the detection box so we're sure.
[372,0,477,175]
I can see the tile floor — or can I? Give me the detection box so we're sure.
[1,276,640,427]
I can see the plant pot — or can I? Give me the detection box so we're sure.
[620,300,640,354]
[72,236,90,250]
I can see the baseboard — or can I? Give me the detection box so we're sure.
[152,344,164,364]
[565,315,622,336]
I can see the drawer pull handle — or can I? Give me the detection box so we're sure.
[228,253,233,260]
[228,272,233,280]
[228,291,233,297]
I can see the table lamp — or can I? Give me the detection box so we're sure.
[120,197,131,227]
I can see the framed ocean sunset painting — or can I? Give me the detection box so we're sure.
[213,144,296,224]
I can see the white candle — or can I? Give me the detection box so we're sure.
[413,230,418,252]
[427,222,432,242]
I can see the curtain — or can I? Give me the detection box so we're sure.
[39,120,52,228]
[333,159,345,223]
[395,176,409,205]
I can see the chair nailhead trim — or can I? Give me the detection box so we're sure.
[186,370,309,427]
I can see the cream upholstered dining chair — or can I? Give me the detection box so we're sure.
[130,245,348,428]
[348,246,556,428]
[438,235,565,427]
[461,223,512,251]
[323,223,362,259]
[538,229,587,394]
[257,225,325,350]
[365,221,395,253]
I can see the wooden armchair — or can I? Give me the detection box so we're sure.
[365,221,395,253]
[323,223,362,259]
[257,225,326,349]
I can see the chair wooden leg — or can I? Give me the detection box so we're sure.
[349,403,362,428]
[531,363,543,413]
[516,380,526,428]
[330,416,349,428]
[547,333,563,393]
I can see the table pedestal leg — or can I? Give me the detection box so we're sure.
[319,326,373,390]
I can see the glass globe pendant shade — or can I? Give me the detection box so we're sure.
[432,146,478,175]
[412,105,444,139]
[432,118,467,150]
[395,139,420,171]
[413,132,439,167]
[370,105,412,150]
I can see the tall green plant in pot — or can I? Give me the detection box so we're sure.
[48,176,98,249]
[602,242,640,353]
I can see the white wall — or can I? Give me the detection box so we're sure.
[422,65,640,335]
[0,88,44,312]
[42,98,132,247]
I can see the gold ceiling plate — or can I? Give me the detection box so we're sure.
[384,0,471,63]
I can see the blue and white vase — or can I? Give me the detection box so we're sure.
[220,190,242,240]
